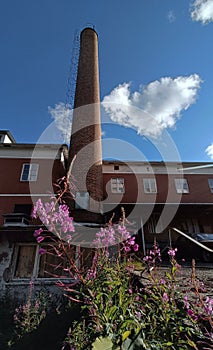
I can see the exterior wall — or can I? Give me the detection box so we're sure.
[102,162,213,250]
[103,173,213,204]
[0,157,65,225]
[0,233,13,295]
[0,144,67,299]
[0,158,61,194]
[103,161,213,205]
[0,197,33,226]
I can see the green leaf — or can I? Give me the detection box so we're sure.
[122,331,131,342]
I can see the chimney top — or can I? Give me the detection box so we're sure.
[80,27,98,38]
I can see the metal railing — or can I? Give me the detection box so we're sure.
[170,227,213,253]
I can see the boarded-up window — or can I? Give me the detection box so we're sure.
[13,244,77,279]
[14,245,36,278]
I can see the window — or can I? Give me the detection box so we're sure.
[143,178,157,193]
[114,165,119,171]
[14,204,32,215]
[75,191,89,209]
[14,245,37,278]
[13,244,76,279]
[111,178,125,193]
[175,178,189,193]
[20,164,39,181]
[208,179,213,193]
[38,245,75,278]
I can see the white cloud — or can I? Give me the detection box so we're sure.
[191,0,213,24]
[102,74,202,138]
[167,10,176,23]
[205,143,213,159]
[48,103,72,144]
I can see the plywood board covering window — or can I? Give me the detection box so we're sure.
[15,245,36,278]
[13,244,76,279]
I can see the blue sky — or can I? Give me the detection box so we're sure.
[1,0,213,162]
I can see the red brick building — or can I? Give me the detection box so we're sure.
[102,160,213,253]
[0,28,213,297]
[0,131,68,297]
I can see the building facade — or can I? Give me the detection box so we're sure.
[0,27,213,298]
[0,132,68,298]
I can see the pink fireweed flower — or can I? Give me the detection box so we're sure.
[93,226,116,248]
[128,237,135,245]
[187,309,198,321]
[168,247,177,258]
[39,248,46,255]
[124,245,131,252]
[32,199,75,236]
[36,235,45,243]
[143,243,161,265]
[117,224,131,241]
[204,296,213,316]
[133,244,139,251]
[159,278,166,285]
[33,228,43,237]
[31,198,43,218]
[163,292,169,302]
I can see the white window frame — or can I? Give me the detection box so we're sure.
[143,178,157,193]
[175,178,189,193]
[20,163,39,182]
[208,179,213,193]
[111,178,125,193]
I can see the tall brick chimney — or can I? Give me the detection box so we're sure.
[68,28,103,219]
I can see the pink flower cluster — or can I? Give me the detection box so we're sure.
[183,294,198,321]
[93,226,116,248]
[93,224,139,252]
[168,247,177,258]
[204,296,213,316]
[32,199,75,254]
[143,243,161,265]
[117,225,139,252]
[32,199,75,235]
